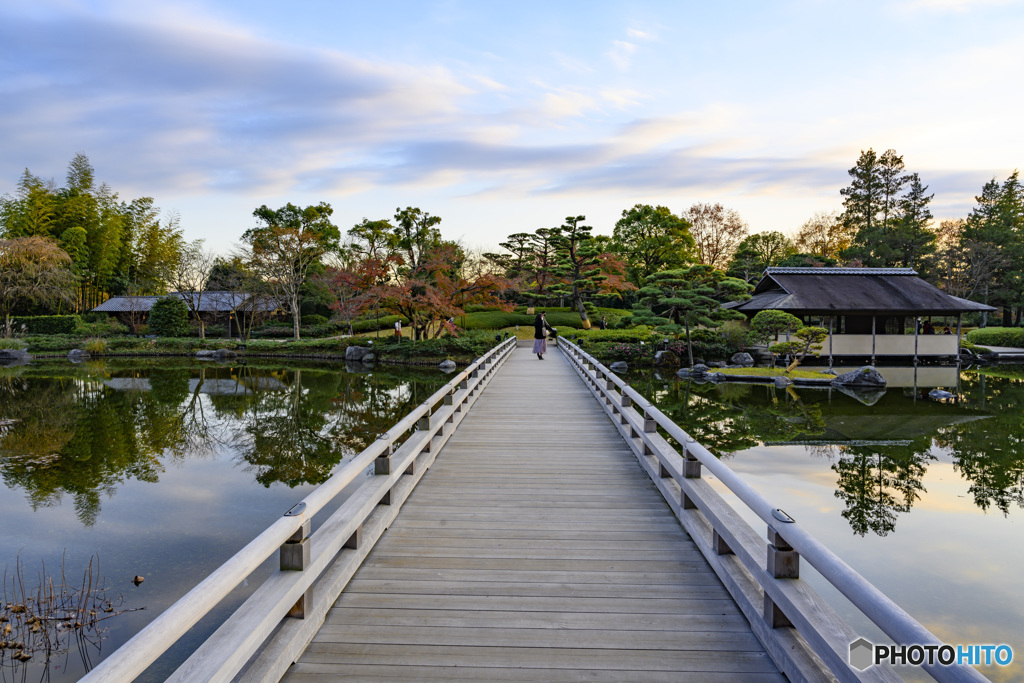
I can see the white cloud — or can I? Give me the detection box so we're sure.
[538,90,597,120]
[607,40,637,70]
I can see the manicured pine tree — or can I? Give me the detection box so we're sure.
[632,265,750,367]
[548,216,604,329]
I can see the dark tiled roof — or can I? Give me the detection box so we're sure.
[92,291,281,313]
[91,296,162,312]
[726,267,995,314]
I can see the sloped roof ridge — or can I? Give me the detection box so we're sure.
[765,267,918,276]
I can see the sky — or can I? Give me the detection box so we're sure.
[2,0,1023,257]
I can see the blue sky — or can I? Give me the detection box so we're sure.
[2,0,1022,256]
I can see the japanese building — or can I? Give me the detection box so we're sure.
[724,267,996,362]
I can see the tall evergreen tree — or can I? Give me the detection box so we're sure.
[962,172,1024,325]
[891,173,935,271]
[548,216,604,328]
[841,148,932,268]
[839,149,882,255]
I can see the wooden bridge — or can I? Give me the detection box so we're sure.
[82,338,988,683]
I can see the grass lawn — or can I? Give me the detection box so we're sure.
[716,367,833,380]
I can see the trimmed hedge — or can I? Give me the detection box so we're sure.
[22,329,502,361]
[12,315,82,335]
[965,327,1024,348]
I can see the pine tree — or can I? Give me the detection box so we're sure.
[632,265,749,367]
[548,216,604,328]
[892,173,935,271]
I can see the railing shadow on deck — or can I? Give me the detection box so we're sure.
[80,337,518,683]
[559,338,988,683]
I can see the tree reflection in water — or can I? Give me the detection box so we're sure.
[622,368,1023,537]
[936,367,1024,514]
[0,361,446,526]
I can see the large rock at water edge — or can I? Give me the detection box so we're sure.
[609,361,628,373]
[831,366,886,388]
[195,349,216,359]
[654,350,678,367]
[438,359,457,372]
[68,349,90,362]
[345,345,374,362]
[213,349,236,360]
[731,352,755,367]
[360,352,376,364]
[0,349,31,363]
[774,376,793,388]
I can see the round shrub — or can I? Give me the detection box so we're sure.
[148,296,191,337]
[302,314,329,326]
[84,338,107,354]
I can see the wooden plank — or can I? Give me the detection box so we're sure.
[284,665,785,683]
[334,591,735,611]
[291,643,780,673]
[311,624,765,651]
[323,607,752,631]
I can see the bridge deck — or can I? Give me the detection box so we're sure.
[281,346,784,682]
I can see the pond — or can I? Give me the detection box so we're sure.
[622,362,1024,682]
[0,358,449,682]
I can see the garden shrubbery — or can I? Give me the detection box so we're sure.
[12,315,82,335]
[569,325,744,364]
[149,297,191,337]
[965,327,1024,348]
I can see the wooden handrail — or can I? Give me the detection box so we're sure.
[81,336,517,683]
[559,339,987,683]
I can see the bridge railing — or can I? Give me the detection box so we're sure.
[559,339,986,683]
[81,336,518,683]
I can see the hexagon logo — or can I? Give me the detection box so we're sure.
[849,637,875,671]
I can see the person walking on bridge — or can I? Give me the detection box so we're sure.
[533,311,554,360]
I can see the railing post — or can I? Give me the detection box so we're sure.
[280,519,311,618]
[620,393,631,425]
[682,439,701,479]
[764,526,799,628]
[642,409,657,455]
[374,436,393,475]
[713,529,733,555]
[418,412,431,452]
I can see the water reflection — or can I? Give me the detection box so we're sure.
[937,366,1024,515]
[0,361,446,526]
[626,367,1024,536]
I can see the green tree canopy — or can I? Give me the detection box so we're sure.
[611,204,694,285]
[242,202,341,340]
[726,231,795,283]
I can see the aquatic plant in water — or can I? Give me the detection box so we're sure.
[0,552,142,676]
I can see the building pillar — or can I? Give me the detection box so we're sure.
[871,315,876,365]
[913,315,919,365]
[828,317,833,369]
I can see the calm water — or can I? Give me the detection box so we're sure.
[0,359,447,682]
[624,363,1024,682]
